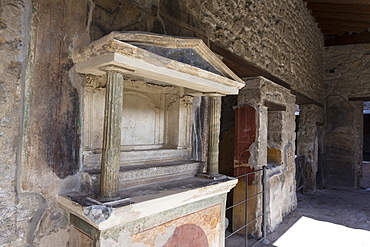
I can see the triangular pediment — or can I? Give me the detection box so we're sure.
[73,31,244,95]
[112,32,242,81]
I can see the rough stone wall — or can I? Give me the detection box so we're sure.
[324,44,370,98]
[0,0,90,246]
[325,96,362,188]
[297,104,324,193]
[324,45,370,188]
[88,0,324,104]
[0,1,38,246]
[238,77,297,231]
[20,0,91,246]
[160,0,324,103]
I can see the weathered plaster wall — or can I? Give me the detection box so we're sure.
[238,77,297,231]
[0,1,41,246]
[324,45,370,188]
[0,0,91,246]
[69,194,227,247]
[297,104,324,193]
[19,0,91,245]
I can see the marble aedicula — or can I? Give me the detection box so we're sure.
[60,32,244,246]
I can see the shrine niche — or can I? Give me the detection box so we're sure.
[82,78,193,164]
[72,31,244,195]
[58,32,244,246]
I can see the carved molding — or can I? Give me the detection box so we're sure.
[85,74,107,89]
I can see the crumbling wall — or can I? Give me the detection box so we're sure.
[238,77,297,231]
[19,0,90,246]
[0,0,90,246]
[0,1,40,246]
[324,44,370,188]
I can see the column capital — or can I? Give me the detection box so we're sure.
[203,93,225,97]
[99,65,134,75]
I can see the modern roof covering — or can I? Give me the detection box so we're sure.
[304,0,370,46]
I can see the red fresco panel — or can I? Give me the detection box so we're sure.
[234,105,256,184]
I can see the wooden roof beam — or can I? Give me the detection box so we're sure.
[305,0,370,5]
[349,96,370,101]
[209,41,291,89]
[325,31,370,45]
[319,23,367,34]
[307,3,370,13]
[209,41,324,107]
[311,10,370,22]
[320,28,347,36]
[315,17,370,29]
[222,58,259,78]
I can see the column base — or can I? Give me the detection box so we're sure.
[197,173,227,180]
[97,194,121,202]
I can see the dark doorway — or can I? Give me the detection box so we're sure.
[363,114,370,161]
[362,102,370,188]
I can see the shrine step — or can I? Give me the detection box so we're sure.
[82,149,192,170]
[83,160,204,193]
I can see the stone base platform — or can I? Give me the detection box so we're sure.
[58,176,237,247]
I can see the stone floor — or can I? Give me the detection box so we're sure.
[361,161,370,188]
[226,187,370,247]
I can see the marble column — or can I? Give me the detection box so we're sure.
[99,67,125,200]
[199,95,226,179]
[208,95,221,175]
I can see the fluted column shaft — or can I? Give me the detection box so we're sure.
[99,69,124,200]
[207,95,221,175]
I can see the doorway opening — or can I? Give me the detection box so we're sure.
[362,102,370,188]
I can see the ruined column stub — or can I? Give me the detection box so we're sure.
[99,66,125,200]
[198,94,226,180]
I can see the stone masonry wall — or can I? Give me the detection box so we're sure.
[0,1,40,246]
[89,0,324,104]
[0,0,89,246]
[324,44,370,98]
[297,104,324,193]
[1,0,325,245]
[238,77,297,231]
[324,45,370,188]
[19,0,90,246]
[160,0,324,104]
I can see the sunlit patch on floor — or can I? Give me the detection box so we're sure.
[273,216,370,247]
